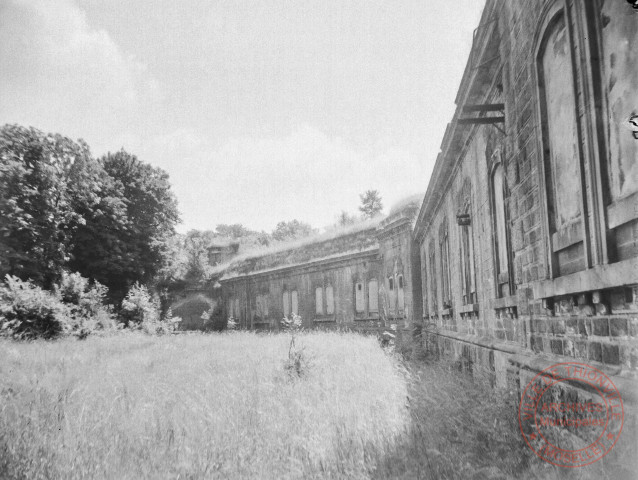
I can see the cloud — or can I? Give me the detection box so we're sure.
[0,0,160,150]
[143,125,430,232]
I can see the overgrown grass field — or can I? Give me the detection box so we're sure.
[2,332,635,479]
[0,331,408,479]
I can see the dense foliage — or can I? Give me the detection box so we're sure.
[0,125,180,301]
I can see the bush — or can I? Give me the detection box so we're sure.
[54,271,116,337]
[0,275,70,339]
[120,283,159,327]
[120,283,180,334]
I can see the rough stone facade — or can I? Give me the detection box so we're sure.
[413,0,637,433]
[220,202,421,333]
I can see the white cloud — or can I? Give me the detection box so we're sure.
[0,0,160,150]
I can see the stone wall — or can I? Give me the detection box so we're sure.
[414,0,638,397]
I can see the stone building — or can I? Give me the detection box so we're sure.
[219,199,422,332]
[413,0,637,390]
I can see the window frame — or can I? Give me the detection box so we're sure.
[489,153,513,298]
[533,0,593,278]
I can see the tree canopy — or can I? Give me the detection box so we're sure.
[0,125,180,300]
[359,190,383,219]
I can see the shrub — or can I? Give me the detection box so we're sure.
[0,275,69,339]
[120,283,160,327]
[200,302,227,331]
[281,313,312,379]
[54,271,116,337]
[120,283,180,335]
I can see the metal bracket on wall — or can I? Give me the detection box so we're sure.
[458,103,505,135]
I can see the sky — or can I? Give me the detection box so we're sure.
[0,0,485,233]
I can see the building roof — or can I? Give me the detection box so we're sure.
[216,197,421,281]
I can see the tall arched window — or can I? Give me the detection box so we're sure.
[325,285,334,315]
[537,9,587,276]
[368,279,379,314]
[492,159,511,297]
[355,281,364,313]
[283,291,290,318]
[397,275,405,312]
[291,290,298,316]
[315,287,323,315]
[439,221,451,308]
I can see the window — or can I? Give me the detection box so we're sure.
[420,243,428,315]
[387,276,396,315]
[368,279,379,313]
[291,290,298,316]
[599,0,638,261]
[326,285,334,314]
[537,10,587,276]
[428,240,437,313]
[228,297,235,318]
[315,287,324,315]
[439,221,451,308]
[397,275,405,312]
[487,159,511,298]
[355,282,364,313]
[283,291,290,317]
[255,294,269,320]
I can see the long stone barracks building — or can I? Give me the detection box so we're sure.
[414,0,637,391]
[219,198,422,333]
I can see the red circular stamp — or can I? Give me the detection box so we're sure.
[518,362,624,468]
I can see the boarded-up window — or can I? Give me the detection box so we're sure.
[256,294,268,319]
[368,280,379,313]
[315,287,323,315]
[541,15,581,230]
[601,1,638,203]
[283,291,290,317]
[355,282,364,313]
[493,164,509,277]
[428,240,437,313]
[439,222,451,306]
[291,290,298,316]
[388,277,396,314]
[420,244,428,315]
[326,285,334,314]
[228,297,235,318]
[397,274,405,311]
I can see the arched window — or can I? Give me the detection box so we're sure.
[428,240,437,313]
[397,275,405,312]
[492,160,511,297]
[536,8,587,276]
[283,291,290,318]
[368,279,379,313]
[325,285,334,315]
[291,290,298,316]
[355,282,364,313]
[315,287,323,315]
[439,221,451,308]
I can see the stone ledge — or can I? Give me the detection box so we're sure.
[532,258,638,299]
[491,295,518,310]
[458,303,480,314]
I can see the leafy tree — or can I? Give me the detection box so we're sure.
[271,220,315,242]
[70,150,179,300]
[0,125,99,287]
[359,190,383,218]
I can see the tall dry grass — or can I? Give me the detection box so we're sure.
[0,331,408,479]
